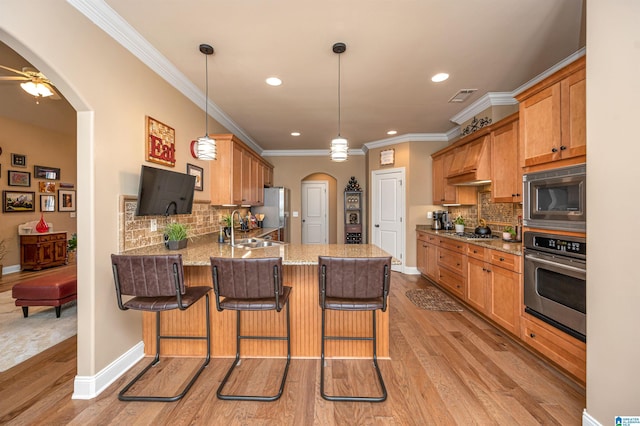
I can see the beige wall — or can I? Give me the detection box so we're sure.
[0,1,230,377]
[266,155,365,244]
[367,140,448,269]
[0,117,77,269]
[586,0,640,422]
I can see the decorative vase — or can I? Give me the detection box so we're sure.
[35,214,49,233]
[455,224,465,233]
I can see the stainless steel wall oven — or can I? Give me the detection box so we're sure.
[523,163,586,232]
[523,231,586,342]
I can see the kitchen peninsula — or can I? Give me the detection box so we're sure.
[123,236,396,359]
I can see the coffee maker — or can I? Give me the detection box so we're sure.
[431,211,444,230]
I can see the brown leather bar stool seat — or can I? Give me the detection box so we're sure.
[111,254,212,402]
[210,256,292,401]
[318,256,391,402]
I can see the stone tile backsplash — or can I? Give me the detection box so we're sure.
[447,190,523,233]
[119,196,238,252]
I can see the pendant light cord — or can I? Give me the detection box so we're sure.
[204,52,209,137]
[337,53,341,137]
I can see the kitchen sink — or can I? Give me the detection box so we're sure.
[231,238,284,249]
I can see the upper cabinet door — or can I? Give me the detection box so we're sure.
[560,67,586,160]
[519,83,562,167]
[491,119,521,203]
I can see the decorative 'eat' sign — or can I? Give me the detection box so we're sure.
[146,116,176,167]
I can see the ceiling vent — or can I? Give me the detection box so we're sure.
[448,89,477,103]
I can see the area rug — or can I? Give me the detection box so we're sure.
[405,287,463,312]
[0,290,77,372]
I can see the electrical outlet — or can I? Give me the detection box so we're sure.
[150,219,157,232]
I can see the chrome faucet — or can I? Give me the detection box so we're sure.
[230,209,243,246]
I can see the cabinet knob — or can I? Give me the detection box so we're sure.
[456,263,460,266]
[473,250,478,253]
[551,147,558,153]
[482,267,486,271]
[499,257,505,261]
[530,333,536,338]
[560,145,567,151]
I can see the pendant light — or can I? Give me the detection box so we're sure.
[330,42,348,162]
[190,43,217,160]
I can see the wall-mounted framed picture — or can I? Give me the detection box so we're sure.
[34,165,60,180]
[380,149,395,166]
[40,194,56,212]
[39,181,56,193]
[8,170,31,187]
[58,189,76,212]
[3,190,36,213]
[11,153,26,167]
[187,163,204,191]
[146,116,176,167]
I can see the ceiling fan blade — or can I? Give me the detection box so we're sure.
[0,76,29,81]
[0,64,30,78]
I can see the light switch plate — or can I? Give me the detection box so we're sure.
[292,211,299,217]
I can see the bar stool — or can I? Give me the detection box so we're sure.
[318,256,391,402]
[110,254,212,402]
[210,257,291,401]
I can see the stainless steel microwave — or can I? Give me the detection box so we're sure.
[523,164,586,232]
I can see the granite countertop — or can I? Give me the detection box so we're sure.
[123,233,397,266]
[416,225,522,256]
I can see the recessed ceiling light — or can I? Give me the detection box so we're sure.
[387,130,398,135]
[266,77,282,86]
[431,73,449,83]
[291,132,301,136]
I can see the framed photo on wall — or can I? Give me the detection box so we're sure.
[8,170,31,187]
[58,189,76,212]
[187,163,204,191]
[40,194,55,212]
[34,165,60,180]
[11,153,27,167]
[3,190,36,213]
[146,116,176,167]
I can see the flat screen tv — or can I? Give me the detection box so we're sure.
[135,165,196,216]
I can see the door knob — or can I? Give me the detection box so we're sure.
[375,224,380,228]
[302,219,305,222]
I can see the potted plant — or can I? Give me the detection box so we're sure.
[164,222,189,250]
[503,225,516,241]
[66,233,77,264]
[453,216,465,233]
[221,214,233,238]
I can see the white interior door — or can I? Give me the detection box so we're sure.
[301,181,328,244]
[371,168,405,272]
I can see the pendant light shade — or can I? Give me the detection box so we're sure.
[191,43,217,160]
[330,42,348,162]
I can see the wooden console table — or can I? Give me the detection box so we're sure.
[20,232,67,270]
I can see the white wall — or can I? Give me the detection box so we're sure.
[586,0,640,422]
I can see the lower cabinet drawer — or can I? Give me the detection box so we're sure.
[438,247,466,275]
[520,315,586,384]
[438,268,465,299]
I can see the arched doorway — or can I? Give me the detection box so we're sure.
[300,173,337,243]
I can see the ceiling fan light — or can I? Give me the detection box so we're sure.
[192,136,217,160]
[21,81,53,98]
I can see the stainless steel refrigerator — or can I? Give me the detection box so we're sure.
[253,187,290,242]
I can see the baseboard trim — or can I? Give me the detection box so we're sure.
[72,341,144,399]
[2,264,21,275]
[582,410,602,426]
[404,266,421,275]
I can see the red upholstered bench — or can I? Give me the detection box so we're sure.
[12,271,77,318]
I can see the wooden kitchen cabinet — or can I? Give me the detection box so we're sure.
[521,313,586,384]
[436,238,467,299]
[20,232,67,270]
[431,152,477,205]
[490,115,521,203]
[465,244,522,335]
[417,231,438,280]
[210,134,273,206]
[517,56,585,170]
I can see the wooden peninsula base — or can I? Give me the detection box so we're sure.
[134,241,394,360]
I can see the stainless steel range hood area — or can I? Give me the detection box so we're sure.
[446,134,492,186]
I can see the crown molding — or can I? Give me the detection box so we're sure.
[511,47,586,97]
[261,149,365,157]
[67,0,263,154]
[449,92,517,125]
[362,133,450,151]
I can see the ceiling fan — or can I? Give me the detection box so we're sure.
[0,64,61,101]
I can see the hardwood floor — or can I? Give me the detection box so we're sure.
[0,272,585,425]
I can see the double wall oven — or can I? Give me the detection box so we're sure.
[522,164,586,342]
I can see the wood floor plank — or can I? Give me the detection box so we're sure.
[0,271,585,425]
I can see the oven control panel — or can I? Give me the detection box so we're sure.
[524,232,586,259]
